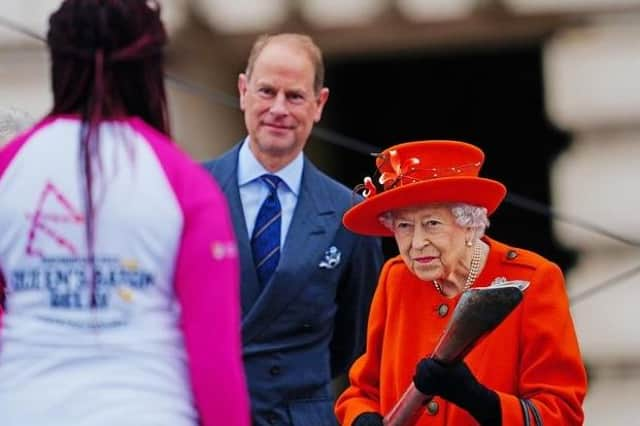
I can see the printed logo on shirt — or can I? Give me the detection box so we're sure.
[9,257,155,328]
[25,181,84,257]
[8,182,157,329]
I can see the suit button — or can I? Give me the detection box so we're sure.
[506,250,518,260]
[270,366,281,376]
[437,304,449,317]
[426,400,439,415]
[302,323,312,331]
[267,413,277,424]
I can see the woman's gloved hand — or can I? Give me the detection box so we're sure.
[352,411,384,426]
[413,358,502,426]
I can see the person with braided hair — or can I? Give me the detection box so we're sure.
[0,1,249,425]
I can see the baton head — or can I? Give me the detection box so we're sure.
[432,282,526,363]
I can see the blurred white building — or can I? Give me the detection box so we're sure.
[2,1,640,424]
[544,13,640,426]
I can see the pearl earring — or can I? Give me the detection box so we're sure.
[465,240,473,247]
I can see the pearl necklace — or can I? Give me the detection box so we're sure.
[433,241,483,295]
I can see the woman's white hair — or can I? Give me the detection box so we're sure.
[0,108,33,147]
[450,203,489,242]
[379,202,490,241]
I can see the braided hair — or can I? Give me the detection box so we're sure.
[48,0,168,131]
[46,0,169,306]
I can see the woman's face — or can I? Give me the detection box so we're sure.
[391,204,471,282]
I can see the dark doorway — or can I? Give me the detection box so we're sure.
[314,42,576,270]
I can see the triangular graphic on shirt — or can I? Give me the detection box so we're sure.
[25,181,85,258]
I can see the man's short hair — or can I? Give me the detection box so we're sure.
[245,33,325,95]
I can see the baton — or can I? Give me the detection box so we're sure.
[383,280,529,426]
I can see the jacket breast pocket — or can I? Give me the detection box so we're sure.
[288,398,338,426]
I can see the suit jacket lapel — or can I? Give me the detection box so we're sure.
[241,159,338,344]
[211,145,263,317]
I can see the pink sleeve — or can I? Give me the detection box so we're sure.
[175,177,250,426]
[133,118,250,426]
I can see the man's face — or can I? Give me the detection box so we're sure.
[238,41,329,171]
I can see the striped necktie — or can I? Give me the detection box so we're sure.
[251,174,282,288]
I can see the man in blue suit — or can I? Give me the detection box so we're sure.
[203,33,383,425]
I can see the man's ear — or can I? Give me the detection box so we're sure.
[238,73,248,111]
[314,87,330,123]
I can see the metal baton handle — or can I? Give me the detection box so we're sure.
[383,384,431,426]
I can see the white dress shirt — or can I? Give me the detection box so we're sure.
[237,138,302,247]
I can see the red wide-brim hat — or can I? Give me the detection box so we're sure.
[343,140,507,237]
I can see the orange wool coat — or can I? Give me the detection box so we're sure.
[335,237,587,426]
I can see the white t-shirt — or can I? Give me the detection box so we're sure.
[0,116,248,426]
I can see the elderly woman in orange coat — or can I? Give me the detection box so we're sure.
[335,140,587,426]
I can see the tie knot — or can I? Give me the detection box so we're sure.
[261,174,281,194]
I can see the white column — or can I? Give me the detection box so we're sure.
[504,0,640,13]
[192,0,289,34]
[299,0,388,28]
[0,1,188,46]
[396,0,476,21]
[545,21,640,426]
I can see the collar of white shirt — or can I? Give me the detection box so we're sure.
[237,137,303,196]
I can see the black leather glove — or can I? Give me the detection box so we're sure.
[413,358,501,426]
[352,412,384,426]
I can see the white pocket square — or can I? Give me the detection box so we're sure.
[319,246,341,269]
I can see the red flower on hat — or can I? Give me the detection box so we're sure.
[378,149,421,189]
[358,150,422,199]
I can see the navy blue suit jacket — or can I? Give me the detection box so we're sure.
[203,144,383,425]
